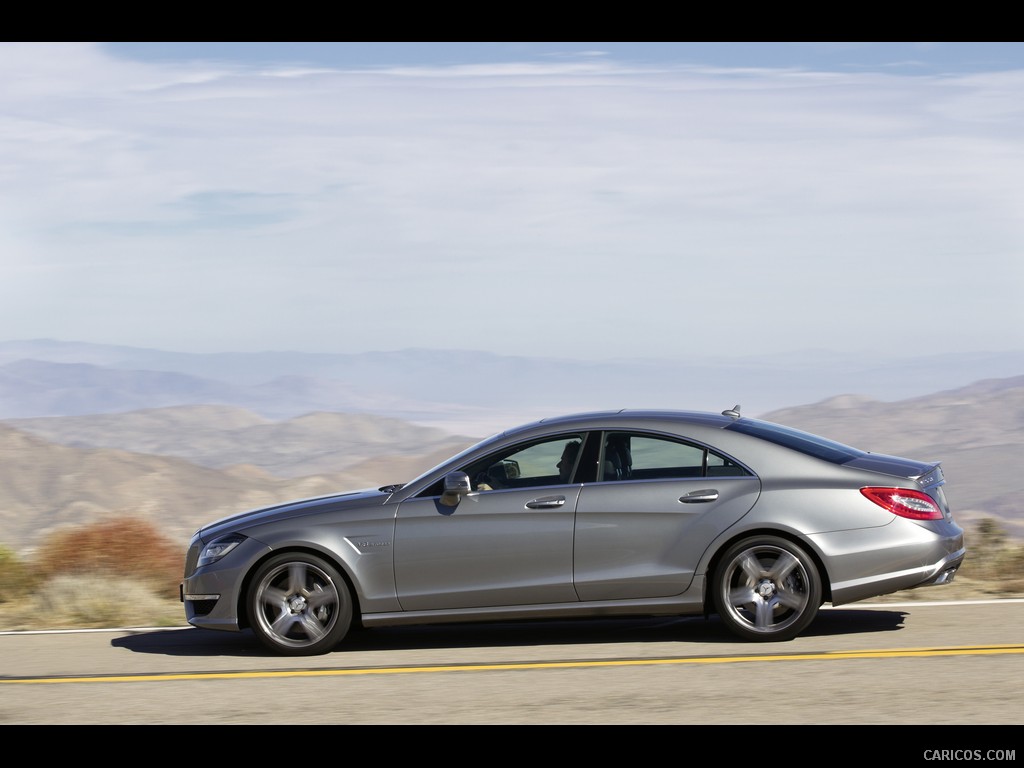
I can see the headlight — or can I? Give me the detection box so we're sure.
[197,533,246,567]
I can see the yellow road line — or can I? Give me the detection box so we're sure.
[3,644,1023,685]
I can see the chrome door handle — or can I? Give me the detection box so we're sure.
[526,496,566,509]
[680,489,719,503]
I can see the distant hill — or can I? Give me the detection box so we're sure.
[760,375,1024,539]
[4,405,475,478]
[0,417,474,554]
[4,339,1024,428]
[1,373,1022,554]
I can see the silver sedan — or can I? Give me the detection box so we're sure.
[181,408,965,655]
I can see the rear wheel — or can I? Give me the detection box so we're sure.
[247,553,352,656]
[712,536,821,642]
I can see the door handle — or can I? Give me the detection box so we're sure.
[679,489,719,503]
[526,496,566,509]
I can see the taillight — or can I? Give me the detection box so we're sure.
[860,487,943,520]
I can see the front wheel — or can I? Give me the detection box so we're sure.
[247,552,353,656]
[712,536,822,642]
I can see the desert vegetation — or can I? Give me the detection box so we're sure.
[0,517,185,630]
[0,515,1022,632]
[961,517,1024,593]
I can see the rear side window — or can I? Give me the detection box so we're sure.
[726,419,865,464]
[601,432,750,481]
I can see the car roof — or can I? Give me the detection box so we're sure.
[518,408,738,434]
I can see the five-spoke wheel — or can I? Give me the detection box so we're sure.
[713,536,822,641]
[247,553,352,656]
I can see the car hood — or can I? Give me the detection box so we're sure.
[198,487,392,541]
[842,452,938,480]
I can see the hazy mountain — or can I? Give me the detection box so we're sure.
[0,419,473,554]
[760,375,1024,539]
[1,372,1022,555]
[4,406,475,478]
[1,339,1021,554]
[0,358,421,420]
[4,339,1024,428]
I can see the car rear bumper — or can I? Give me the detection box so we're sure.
[829,544,966,605]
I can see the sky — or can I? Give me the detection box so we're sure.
[1,42,1022,362]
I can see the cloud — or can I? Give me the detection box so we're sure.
[0,43,1022,359]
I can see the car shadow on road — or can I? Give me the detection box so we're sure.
[109,608,908,657]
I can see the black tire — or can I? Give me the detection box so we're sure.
[712,535,822,642]
[247,552,352,656]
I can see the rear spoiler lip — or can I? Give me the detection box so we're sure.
[912,463,945,488]
[843,453,944,484]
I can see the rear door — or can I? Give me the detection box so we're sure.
[573,431,761,600]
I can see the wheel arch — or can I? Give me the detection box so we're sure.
[702,527,833,612]
[235,544,363,631]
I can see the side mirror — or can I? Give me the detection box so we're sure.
[440,471,472,507]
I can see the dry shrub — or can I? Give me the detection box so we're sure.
[0,545,39,600]
[30,574,183,629]
[33,517,183,599]
[956,517,1024,592]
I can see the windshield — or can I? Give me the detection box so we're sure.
[399,431,505,490]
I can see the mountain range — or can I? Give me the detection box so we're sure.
[0,339,1021,553]
[5,338,1024,430]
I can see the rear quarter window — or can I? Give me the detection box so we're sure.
[725,419,865,464]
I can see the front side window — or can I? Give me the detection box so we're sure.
[600,432,749,481]
[461,433,588,492]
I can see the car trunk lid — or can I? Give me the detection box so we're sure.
[844,453,951,519]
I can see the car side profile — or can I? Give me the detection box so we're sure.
[181,408,965,655]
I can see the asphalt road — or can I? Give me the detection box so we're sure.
[2,598,1023,731]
